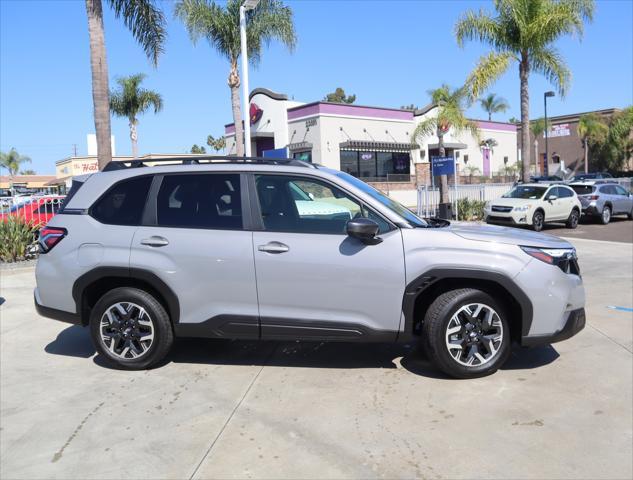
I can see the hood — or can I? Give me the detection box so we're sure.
[449,223,572,248]
[489,197,539,207]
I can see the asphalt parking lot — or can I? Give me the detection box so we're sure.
[540,216,633,243]
[1,237,632,479]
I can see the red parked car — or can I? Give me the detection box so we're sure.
[0,196,65,226]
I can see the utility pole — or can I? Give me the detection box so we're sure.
[72,144,78,157]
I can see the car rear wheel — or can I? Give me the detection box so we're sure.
[90,287,173,370]
[601,206,611,225]
[532,210,544,232]
[566,209,580,229]
[421,288,511,379]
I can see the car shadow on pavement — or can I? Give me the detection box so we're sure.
[44,326,560,378]
[45,325,96,358]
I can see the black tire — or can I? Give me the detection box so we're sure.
[90,287,173,370]
[532,210,545,232]
[566,208,580,229]
[421,288,511,379]
[600,205,611,225]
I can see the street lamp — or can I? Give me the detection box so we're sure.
[240,0,260,157]
[543,91,555,176]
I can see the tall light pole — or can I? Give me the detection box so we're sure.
[240,0,260,157]
[543,91,555,176]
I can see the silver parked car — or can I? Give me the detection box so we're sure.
[569,182,633,224]
[34,157,586,378]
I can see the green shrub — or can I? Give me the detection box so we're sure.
[0,217,39,262]
[456,198,486,221]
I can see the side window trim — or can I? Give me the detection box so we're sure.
[141,174,162,226]
[250,172,396,235]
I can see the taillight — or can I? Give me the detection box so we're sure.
[38,226,67,253]
[588,195,600,200]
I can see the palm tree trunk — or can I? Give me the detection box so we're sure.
[438,133,449,204]
[534,139,539,176]
[488,112,492,121]
[86,0,113,170]
[584,138,589,173]
[228,60,244,157]
[519,52,531,182]
[129,120,139,159]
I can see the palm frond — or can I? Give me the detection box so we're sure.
[455,8,504,49]
[530,46,571,96]
[108,0,166,66]
[411,117,437,143]
[464,51,514,100]
[247,0,297,66]
[109,73,162,119]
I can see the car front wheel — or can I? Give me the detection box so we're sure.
[421,288,511,379]
[90,287,173,370]
[532,210,545,232]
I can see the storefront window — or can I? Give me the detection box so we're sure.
[340,151,359,177]
[392,153,410,175]
[359,152,376,179]
[292,151,312,163]
[376,152,393,178]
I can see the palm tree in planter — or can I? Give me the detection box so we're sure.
[462,164,481,184]
[455,0,594,182]
[479,93,509,121]
[175,0,296,157]
[530,118,550,176]
[412,84,479,205]
[85,0,166,170]
[110,74,163,159]
[577,113,608,174]
[0,148,31,195]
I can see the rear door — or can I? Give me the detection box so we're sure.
[130,173,259,337]
[249,173,405,341]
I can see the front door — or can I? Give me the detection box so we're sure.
[130,173,259,337]
[483,148,491,177]
[250,174,406,341]
[545,186,567,220]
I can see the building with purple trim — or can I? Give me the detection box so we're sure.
[225,88,518,185]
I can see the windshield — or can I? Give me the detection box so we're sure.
[503,186,547,199]
[331,170,428,227]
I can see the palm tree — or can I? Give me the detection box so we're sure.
[19,169,37,175]
[175,0,296,157]
[85,0,166,170]
[577,113,608,174]
[412,84,480,204]
[530,118,550,175]
[110,74,163,158]
[455,0,594,182]
[479,93,509,121]
[0,148,31,195]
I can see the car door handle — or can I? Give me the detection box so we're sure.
[140,236,169,247]
[258,242,289,254]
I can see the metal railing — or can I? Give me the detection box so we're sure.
[0,195,66,226]
[416,183,514,218]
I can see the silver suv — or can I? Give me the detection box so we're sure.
[34,157,586,378]
[569,181,633,224]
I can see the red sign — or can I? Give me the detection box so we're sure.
[250,103,263,125]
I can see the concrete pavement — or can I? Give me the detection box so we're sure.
[1,237,631,479]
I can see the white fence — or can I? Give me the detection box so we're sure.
[0,195,66,226]
[416,183,514,218]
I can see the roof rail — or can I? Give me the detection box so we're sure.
[101,155,315,172]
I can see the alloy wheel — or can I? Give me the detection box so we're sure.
[100,302,154,360]
[533,212,544,231]
[602,207,611,224]
[444,303,504,367]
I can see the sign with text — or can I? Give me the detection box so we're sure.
[547,124,571,138]
[431,156,455,176]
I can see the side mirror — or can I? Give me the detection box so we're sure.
[346,218,382,245]
[547,195,558,201]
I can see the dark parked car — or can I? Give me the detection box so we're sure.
[567,172,613,183]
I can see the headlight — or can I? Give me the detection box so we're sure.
[513,205,532,212]
[520,246,576,265]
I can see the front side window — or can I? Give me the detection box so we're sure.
[255,175,390,234]
[91,176,152,226]
[558,187,574,198]
[156,174,242,229]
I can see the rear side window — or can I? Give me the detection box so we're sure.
[599,185,617,195]
[156,174,242,230]
[91,176,152,225]
[558,187,574,198]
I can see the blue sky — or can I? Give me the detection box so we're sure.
[1,0,632,174]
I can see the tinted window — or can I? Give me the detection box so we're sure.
[570,185,595,195]
[558,187,574,198]
[255,175,390,234]
[615,185,630,196]
[91,176,152,225]
[599,185,617,195]
[156,174,242,229]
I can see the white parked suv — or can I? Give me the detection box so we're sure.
[34,157,586,378]
[484,183,582,232]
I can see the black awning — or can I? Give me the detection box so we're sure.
[339,140,419,152]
